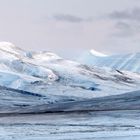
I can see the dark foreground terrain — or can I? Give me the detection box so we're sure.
[0,110,140,140]
[0,87,140,114]
[0,89,140,140]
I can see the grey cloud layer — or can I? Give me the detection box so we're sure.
[109,7,140,21]
[108,7,140,38]
[53,14,92,23]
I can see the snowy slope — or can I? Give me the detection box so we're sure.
[80,49,140,73]
[0,86,140,114]
[0,43,140,140]
[0,42,139,101]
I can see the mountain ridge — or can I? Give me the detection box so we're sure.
[0,42,139,101]
[80,50,140,73]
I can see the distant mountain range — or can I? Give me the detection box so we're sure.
[79,49,140,73]
[0,42,139,100]
[0,42,140,114]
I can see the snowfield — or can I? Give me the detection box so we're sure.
[0,42,139,100]
[80,49,140,73]
[0,87,140,114]
[1,110,140,140]
[0,42,140,139]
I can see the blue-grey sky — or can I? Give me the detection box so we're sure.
[0,0,140,59]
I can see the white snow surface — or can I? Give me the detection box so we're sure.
[0,42,140,140]
[90,49,108,57]
[80,50,140,73]
[0,42,140,101]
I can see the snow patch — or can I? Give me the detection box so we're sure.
[90,49,108,57]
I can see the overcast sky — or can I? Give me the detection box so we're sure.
[0,0,140,59]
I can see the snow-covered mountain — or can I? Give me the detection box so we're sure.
[0,42,140,103]
[0,42,139,115]
[1,86,140,114]
[80,49,140,73]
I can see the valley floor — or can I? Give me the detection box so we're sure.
[0,110,140,140]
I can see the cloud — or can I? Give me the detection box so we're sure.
[112,21,136,37]
[96,7,140,54]
[107,8,140,38]
[52,14,92,23]
[109,7,140,21]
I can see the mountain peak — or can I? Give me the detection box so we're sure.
[0,42,28,57]
[0,42,22,53]
[90,49,108,57]
[0,42,16,49]
[33,51,61,62]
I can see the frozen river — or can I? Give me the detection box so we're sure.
[0,110,140,140]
